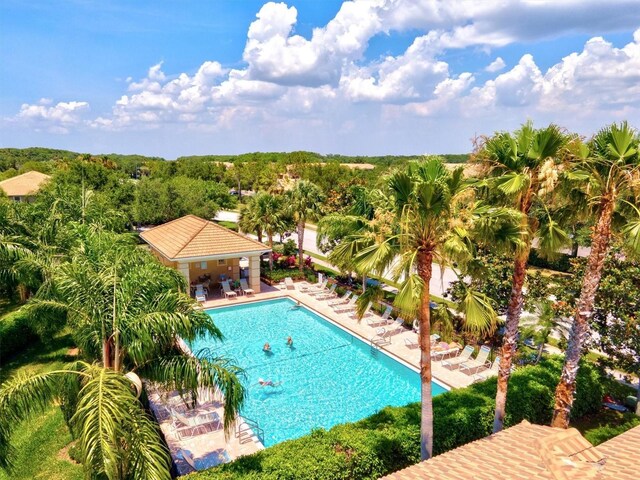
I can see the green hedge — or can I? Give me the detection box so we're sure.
[528,249,572,273]
[188,357,603,480]
[0,308,38,362]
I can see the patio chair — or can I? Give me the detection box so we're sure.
[367,305,393,327]
[307,279,328,295]
[195,292,207,303]
[460,345,492,374]
[328,290,351,306]
[170,409,220,439]
[431,342,461,360]
[390,317,407,334]
[239,278,255,296]
[299,273,323,292]
[315,283,337,300]
[348,301,372,320]
[371,327,391,346]
[441,345,475,369]
[179,449,232,473]
[332,295,359,313]
[284,277,296,290]
[473,356,501,383]
[221,280,237,299]
[404,333,439,349]
[412,319,419,333]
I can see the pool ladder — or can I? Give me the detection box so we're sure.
[236,416,265,445]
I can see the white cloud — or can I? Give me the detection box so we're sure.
[485,57,506,73]
[15,99,90,133]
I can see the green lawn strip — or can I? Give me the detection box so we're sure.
[0,332,83,480]
[572,409,640,446]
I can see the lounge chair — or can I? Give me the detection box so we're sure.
[332,295,358,313]
[390,317,407,334]
[315,284,337,300]
[460,345,492,374]
[367,305,393,326]
[473,356,501,383]
[171,409,220,439]
[328,290,351,306]
[195,292,206,303]
[221,280,237,299]
[284,277,296,290]
[431,342,461,360]
[179,449,232,473]
[404,333,439,349]
[307,279,328,295]
[412,319,420,333]
[441,345,475,369]
[371,327,391,346]
[348,301,372,320]
[239,278,255,296]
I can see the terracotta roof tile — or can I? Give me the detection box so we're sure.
[140,215,269,260]
[0,171,51,197]
[381,421,640,480]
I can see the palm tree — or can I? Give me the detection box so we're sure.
[342,158,521,459]
[287,180,325,272]
[552,122,640,428]
[474,122,571,432]
[239,192,285,269]
[0,228,245,478]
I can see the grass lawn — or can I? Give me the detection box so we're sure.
[572,409,640,446]
[0,331,83,480]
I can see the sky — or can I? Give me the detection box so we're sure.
[1,0,640,159]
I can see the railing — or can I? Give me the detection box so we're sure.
[236,416,265,445]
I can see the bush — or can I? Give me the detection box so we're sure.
[528,249,572,273]
[189,357,604,480]
[0,308,38,362]
[282,239,297,256]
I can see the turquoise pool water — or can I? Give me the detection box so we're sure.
[191,298,446,447]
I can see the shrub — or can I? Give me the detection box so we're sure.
[0,308,38,362]
[189,357,604,480]
[528,249,572,273]
[282,239,297,256]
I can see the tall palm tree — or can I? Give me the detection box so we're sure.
[0,228,245,479]
[287,180,325,272]
[552,122,640,428]
[344,158,521,459]
[475,122,571,432]
[240,192,285,269]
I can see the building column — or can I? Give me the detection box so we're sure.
[249,255,261,292]
[177,262,190,287]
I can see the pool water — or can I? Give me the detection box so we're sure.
[191,298,446,447]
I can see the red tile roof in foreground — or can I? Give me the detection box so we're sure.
[140,215,269,261]
[381,421,640,480]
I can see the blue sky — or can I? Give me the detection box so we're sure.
[1,1,640,158]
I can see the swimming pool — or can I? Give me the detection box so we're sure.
[191,298,447,447]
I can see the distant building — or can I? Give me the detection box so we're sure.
[382,420,640,480]
[0,171,51,202]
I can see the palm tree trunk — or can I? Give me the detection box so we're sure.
[417,249,434,460]
[493,246,530,432]
[552,197,614,428]
[636,375,640,416]
[297,219,305,273]
[268,233,274,270]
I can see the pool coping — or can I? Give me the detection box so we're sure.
[205,295,452,392]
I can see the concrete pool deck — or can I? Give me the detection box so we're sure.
[156,280,492,475]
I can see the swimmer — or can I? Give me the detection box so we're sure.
[263,342,271,352]
[258,378,274,387]
[290,301,301,310]
[286,336,294,347]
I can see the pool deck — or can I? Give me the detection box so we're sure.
[157,281,494,475]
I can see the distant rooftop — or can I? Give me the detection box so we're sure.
[0,171,51,197]
[140,214,269,261]
[381,420,640,480]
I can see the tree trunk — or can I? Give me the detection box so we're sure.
[552,196,614,428]
[297,219,305,273]
[571,240,579,258]
[268,233,274,271]
[493,246,530,432]
[256,229,263,244]
[362,274,367,292]
[636,375,640,416]
[417,249,434,460]
[102,339,111,369]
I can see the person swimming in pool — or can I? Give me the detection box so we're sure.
[290,301,301,310]
[263,342,271,352]
[286,336,293,347]
[258,378,282,387]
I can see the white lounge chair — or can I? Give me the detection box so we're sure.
[348,301,372,320]
[195,292,206,303]
[221,280,237,299]
[404,333,440,349]
[179,449,232,472]
[284,277,296,290]
[239,278,255,296]
[412,319,420,333]
[328,290,351,305]
[367,305,393,326]
[460,345,492,374]
[431,342,461,360]
[441,345,475,369]
[315,283,337,300]
[171,409,220,439]
[473,356,501,382]
[371,327,391,346]
[307,279,329,295]
[333,295,359,313]
[390,317,407,334]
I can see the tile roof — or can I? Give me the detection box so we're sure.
[140,215,269,260]
[381,421,640,480]
[0,171,51,197]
